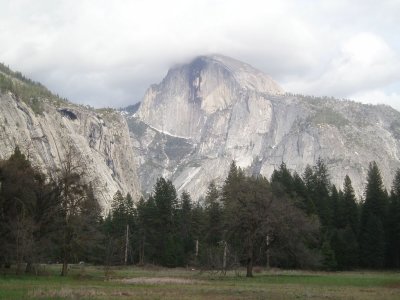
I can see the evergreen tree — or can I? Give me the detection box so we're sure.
[332,225,359,269]
[360,214,385,268]
[135,196,158,265]
[331,176,359,269]
[359,162,387,268]
[0,146,105,273]
[73,185,104,264]
[387,169,400,267]
[135,196,147,265]
[125,193,136,227]
[222,161,245,206]
[341,175,359,234]
[0,147,45,273]
[190,200,206,264]
[321,238,337,270]
[312,158,333,229]
[292,172,316,215]
[271,162,294,196]
[153,177,181,266]
[179,191,194,264]
[104,191,136,265]
[204,181,223,246]
[331,185,341,228]
[303,165,314,190]
[110,191,127,234]
[303,159,336,268]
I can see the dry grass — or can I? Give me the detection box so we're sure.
[1,265,400,299]
[26,284,400,300]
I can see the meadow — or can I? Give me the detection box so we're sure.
[1,265,400,299]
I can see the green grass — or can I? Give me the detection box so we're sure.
[0,266,399,299]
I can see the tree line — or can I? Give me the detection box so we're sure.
[1,147,400,276]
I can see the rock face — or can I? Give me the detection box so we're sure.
[0,87,140,208]
[2,55,400,204]
[136,55,284,140]
[131,55,400,199]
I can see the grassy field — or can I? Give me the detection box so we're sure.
[0,265,400,299]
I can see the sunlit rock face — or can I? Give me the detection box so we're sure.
[136,55,284,140]
[131,55,400,199]
[0,91,141,209]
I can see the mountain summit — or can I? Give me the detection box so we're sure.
[136,55,283,140]
[190,54,284,94]
[131,55,400,199]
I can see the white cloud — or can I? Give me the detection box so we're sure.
[282,32,400,107]
[0,0,399,111]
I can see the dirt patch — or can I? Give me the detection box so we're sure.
[30,288,106,298]
[386,282,400,289]
[116,277,202,285]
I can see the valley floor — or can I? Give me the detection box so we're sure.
[0,265,400,299]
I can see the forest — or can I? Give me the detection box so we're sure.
[1,146,400,277]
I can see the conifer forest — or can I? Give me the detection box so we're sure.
[1,147,400,277]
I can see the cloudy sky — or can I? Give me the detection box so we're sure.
[0,0,399,111]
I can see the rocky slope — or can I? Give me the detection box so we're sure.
[0,68,140,208]
[130,55,400,199]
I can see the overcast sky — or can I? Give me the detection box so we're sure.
[0,0,399,111]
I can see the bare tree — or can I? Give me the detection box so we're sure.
[55,142,88,276]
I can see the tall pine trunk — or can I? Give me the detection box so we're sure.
[61,214,69,276]
[61,258,68,276]
[222,241,227,274]
[246,236,254,277]
[124,224,129,265]
[246,257,253,277]
[139,235,145,265]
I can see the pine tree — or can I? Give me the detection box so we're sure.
[331,176,359,269]
[331,185,341,228]
[110,191,127,234]
[360,214,385,268]
[271,162,294,196]
[359,162,387,268]
[135,196,147,265]
[387,169,400,267]
[222,161,245,205]
[75,185,104,264]
[153,177,181,266]
[342,175,359,234]
[334,225,359,269]
[105,191,137,265]
[179,191,194,264]
[303,159,333,229]
[190,201,205,262]
[0,147,44,273]
[125,193,136,226]
[124,193,136,264]
[321,238,337,270]
[292,172,316,215]
[136,196,158,265]
[204,181,223,246]
[312,158,333,229]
